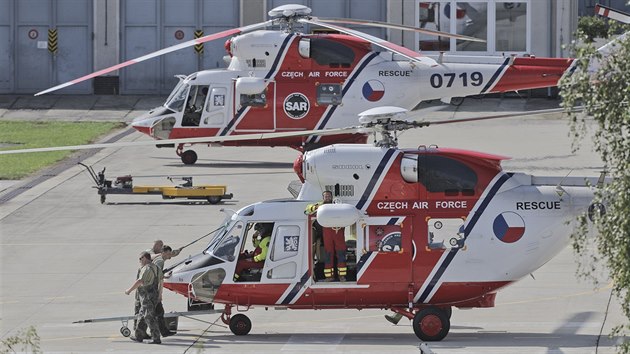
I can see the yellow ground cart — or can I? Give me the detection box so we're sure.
[80,163,233,204]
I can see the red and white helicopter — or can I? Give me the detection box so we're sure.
[37,3,575,165]
[155,106,606,341]
[5,4,625,342]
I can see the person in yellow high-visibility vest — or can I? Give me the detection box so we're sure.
[234,223,272,280]
[304,190,333,215]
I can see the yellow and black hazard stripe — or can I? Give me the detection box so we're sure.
[48,28,58,54]
[194,30,204,54]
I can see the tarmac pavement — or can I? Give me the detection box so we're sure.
[0,94,625,353]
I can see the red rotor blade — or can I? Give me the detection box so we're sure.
[35,20,274,96]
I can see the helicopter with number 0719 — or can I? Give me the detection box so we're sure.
[36,3,581,165]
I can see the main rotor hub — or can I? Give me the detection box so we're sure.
[268,4,312,32]
[358,107,429,148]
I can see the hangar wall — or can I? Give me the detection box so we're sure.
[0,0,611,95]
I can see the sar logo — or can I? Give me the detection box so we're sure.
[283,93,310,119]
[492,212,525,243]
[378,232,401,252]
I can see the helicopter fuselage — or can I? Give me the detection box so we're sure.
[164,144,596,311]
[130,31,572,153]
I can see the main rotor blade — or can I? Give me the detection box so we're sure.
[316,17,485,43]
[299,18,437,66]
[595,4,630,24]
[0,126,362,155]
[35,20,274,96]
[422,107,583,126]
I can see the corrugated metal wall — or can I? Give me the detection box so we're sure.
[120,0,239,94]
[6,0,92,94]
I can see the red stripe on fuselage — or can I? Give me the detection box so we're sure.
[162,127,367,148]
[166,280,513,309]
[234,35,372,131]
[428,281,511,306]
[489,57,574,92]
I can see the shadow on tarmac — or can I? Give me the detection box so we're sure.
[155,158,295,170]
[105,201,240,206]
[136,331,614,351]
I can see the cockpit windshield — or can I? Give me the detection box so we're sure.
[204,219,243,262]
[165,81,190,112]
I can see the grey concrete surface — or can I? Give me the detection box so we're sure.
[0,96,624,353]
[0,95,167,123]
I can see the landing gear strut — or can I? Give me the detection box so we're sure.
[176,144,198,165]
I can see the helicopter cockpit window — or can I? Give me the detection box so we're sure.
[240,89,267,107]
[165,82,190,112]
[182,85,208,127]
[418,156,477,195]
[208,221,243,262]
[309,38,355,67]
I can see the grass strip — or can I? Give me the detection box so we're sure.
[0,121,125,180]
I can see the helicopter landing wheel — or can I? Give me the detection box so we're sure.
[442,306,452,320]
[100,194,106,204]
[412,307,450,341]
[181,150,198,165]
[229,314,252,336]
[120,326,131,337]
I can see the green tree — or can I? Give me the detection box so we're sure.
[559,16,630,353]
[0,326,41,354]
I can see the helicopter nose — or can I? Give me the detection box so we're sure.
[163,279,189,297]
[130,116,154,136]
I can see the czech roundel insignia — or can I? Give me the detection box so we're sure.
[492,212,525,243]
[362,80,385,102]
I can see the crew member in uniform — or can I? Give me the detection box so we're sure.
[234,223,272,281]
[152,245,177,337]
[132,240,182,337]
[322,225,347,281]
[125,251,161,344]
[305,190,347,281]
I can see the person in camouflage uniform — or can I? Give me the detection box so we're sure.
[125,251,161,344]
[152,245,176,337]
[132,241,183,339]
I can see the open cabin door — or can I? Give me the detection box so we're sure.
[355,216,412,284]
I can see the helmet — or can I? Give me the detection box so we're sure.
[252,234,261,247]
[254,223,272,235]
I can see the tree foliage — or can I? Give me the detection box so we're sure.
[559,15,630,353]
[0,326,41,354]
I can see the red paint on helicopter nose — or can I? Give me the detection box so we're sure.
[131,122,151,135]
[164,281,189,297]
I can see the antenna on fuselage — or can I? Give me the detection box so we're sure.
[555,169,574,198]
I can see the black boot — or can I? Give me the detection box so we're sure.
[161,330,176,337]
